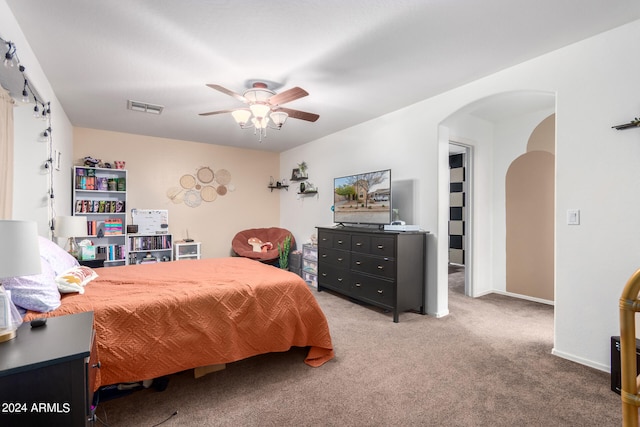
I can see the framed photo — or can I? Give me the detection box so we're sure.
[291,168,301,180]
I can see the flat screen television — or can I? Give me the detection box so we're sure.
[333,169,392,226]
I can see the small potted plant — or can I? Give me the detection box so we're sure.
[278,234,292,270]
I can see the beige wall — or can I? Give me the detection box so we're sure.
[73,127,280,259]
[505,115,555,301]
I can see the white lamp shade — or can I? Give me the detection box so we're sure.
[55,215,87,238]
[0,220,42,279]
[249,103,271,120]
[231,109,252,125]
[270,111,288,127]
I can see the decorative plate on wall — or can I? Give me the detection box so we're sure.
[215,169,231,185]
[168,165,233,207]
[183,189,202,208]
[200,185,217,202]
[197,166,214,184]
[180,174,196,189]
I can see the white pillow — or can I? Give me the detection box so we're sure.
[38,236,79,275]
[2,257,61,312]
[56,266,98,294]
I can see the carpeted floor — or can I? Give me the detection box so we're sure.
[96,267,621,426]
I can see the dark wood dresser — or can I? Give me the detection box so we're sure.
[0,311,98,426]
[316,226,427,322]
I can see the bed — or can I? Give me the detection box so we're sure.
[15,249,334,390]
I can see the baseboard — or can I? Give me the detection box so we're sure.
[429,309,450,318]
[490,289,554,306]
[551,348,610,373]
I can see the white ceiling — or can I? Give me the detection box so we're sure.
[5,0,640,152]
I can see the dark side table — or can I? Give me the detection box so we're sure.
[0,311,98,426]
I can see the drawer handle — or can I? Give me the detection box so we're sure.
[337,258,344,262]
[356,242,363,246]
[337,278,343,282]
[355,261,361,265]
[337,240,343,244]
[322,254,327,258]
[321,273,327,277]
[377,290,383,294]
[377,265,384,270]
[355,283,361,287]
[377,245,384,249]
[93,362,101,369]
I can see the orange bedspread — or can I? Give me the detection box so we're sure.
[24,257,334,389]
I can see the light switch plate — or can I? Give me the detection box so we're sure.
[567,209,580,225]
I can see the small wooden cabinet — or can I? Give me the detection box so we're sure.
[0,312,98,426]
[174,241,201,261]
[316,226,427,322]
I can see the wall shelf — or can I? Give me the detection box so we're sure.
[612,118,640,130]
[268,185,289,192]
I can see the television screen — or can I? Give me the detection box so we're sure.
[333,169,392,225]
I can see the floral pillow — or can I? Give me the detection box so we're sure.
[56,266,98,294]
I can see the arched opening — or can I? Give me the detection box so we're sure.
[438,90,556,309]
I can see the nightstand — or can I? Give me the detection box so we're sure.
[174,241,201,261]
[0,312,98,426]
[78,259,105,268]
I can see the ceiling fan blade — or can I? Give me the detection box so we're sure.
[206,84,247,103]
[268,87,308,106]
[277,107,319,122]
[198,109,237,117]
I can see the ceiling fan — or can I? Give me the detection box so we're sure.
[199,82,319,142]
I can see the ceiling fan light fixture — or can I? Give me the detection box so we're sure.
[249,103,271,120]
[231,109,251,126]
[270,111,288,128]
[200,81,318,143]
[243,86,274,103]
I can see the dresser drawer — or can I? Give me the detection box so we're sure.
[318,230,351,250]
[351,234,371,253]
[318,264,350,293]
[318,247,351,268]
[351,253,396,279]
[351,273,395,307]
[370,236,395,257]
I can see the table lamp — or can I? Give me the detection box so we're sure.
[0,220,42,342]
[55,215,87,259]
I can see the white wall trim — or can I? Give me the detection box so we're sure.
[551,348,609,373]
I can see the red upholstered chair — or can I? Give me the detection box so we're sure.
[231,227,295,263]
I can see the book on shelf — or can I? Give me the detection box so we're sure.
[128,234,172,251]
[96,244,125,261]
[75,199,125,214]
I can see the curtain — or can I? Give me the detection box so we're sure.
[0,86,14,219]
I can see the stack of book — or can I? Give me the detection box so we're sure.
[104,218,123,235]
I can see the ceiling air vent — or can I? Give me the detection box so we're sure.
[127,100,164,115]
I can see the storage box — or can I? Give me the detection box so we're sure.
[81,245,96,261]
[302,244,317,261]
[303,258,317,275]
[303,271,317,288]
[289,251,302,270]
